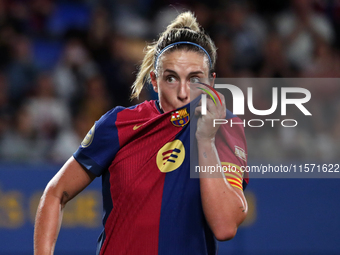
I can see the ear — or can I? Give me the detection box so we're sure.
[210,72,216,86]
[150,71,158,93]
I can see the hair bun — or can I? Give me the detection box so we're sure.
[166,11,200,32]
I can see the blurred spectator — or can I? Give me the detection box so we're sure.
[191,3,213,30]
[7,34,37,107]
[0,104,45,162]
[29,0,55,37]
[112,0,150,39]
[86,7,111,64]
[0,73,11,139]
[276,0,334,70]
[53,38,99,113]
[303,40,340,77]
[259,32,293,77]
[0,0,7,23]
[99,34,137,106]
[214,34,235,77]
[0,23,16,69]
[78,75,111,127]
[0,0,15,68]
[7,0,30,34]
[26,73,71,140]
[313,0,340,50]
[213,1,267,72]
[51,112,91,164]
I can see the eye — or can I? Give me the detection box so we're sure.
[166,76,177,83]
[190,77,201,84]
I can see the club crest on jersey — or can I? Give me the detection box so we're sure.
[235,146,247,162]
[81,124,95,148]
[171,108,189,127]
[156,139,185,173]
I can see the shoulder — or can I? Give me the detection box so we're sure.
[123,100,160,116]
[98,100,159,123]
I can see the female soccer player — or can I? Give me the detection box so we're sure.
[34,11,248,255]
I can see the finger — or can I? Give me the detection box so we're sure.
[198,83,224,110]
[216,91,226,118]
[205,97,219,117]
[208,90,226,119]
[216,91,225,107]
[195,106,202,116]
[194,83,226,118]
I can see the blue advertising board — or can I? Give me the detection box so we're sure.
[0,162,339,254]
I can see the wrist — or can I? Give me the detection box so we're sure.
[196,136,215,146]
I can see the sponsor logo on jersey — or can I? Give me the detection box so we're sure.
[235,146,247,162]
[81,124,95,148]
[133,124,143,130]
[156,139,185,173]
[171,108,189,127]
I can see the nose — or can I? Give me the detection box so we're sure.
[178,81,190,102]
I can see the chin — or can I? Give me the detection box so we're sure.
[174,103,188,110]
[161,100,188,112]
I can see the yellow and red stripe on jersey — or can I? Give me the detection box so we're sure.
[221,162,244,191]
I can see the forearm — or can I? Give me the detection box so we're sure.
[197,138,247,240]
[34,157,95,254]
[34,189,64,255]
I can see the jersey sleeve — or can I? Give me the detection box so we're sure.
[73,107,124,177]
[215,111,248,191]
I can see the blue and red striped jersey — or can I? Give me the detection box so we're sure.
[73,96,248,255]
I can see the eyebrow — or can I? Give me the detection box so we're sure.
[163,69,205,76]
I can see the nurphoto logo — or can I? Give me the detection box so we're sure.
[200,84,312,128]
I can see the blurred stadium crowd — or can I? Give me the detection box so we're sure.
[0,0,339,163]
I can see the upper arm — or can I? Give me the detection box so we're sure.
[45,156,96,205]
[46,107,122,205]
[73,107,122,176]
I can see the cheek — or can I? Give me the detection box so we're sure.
[158,81,174,94]
[159,87,172,100]
[158,85,177,102]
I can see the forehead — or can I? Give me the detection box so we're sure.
[158,50,209,74]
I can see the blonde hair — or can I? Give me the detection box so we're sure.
[131,11,216,100]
